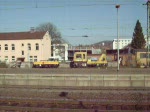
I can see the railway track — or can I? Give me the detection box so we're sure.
[0,98,150,112]
[1,106,148,112]
[0,87,150,111]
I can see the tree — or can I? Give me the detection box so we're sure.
[131,20,146,49]
[36,22,63,44]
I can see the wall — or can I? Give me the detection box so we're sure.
[0,74,150,87]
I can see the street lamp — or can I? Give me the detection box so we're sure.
[116,4,120,71]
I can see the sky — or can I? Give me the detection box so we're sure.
[0,0,148,45]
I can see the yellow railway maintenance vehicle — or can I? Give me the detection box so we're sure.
[70,52,107,68]
[32,57,59,68]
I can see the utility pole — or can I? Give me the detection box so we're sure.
[147,1,150,67]
[143,1,150,67]
[116,4,120,71]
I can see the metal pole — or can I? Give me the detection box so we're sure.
[143,1,150,67]
[147,1,150,67]
[116,5,120,71]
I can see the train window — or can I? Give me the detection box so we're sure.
[83,54,85,59]
[102,58,105,61]
[76,54,81,59]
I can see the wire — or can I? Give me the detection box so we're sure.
[0,0,146,10]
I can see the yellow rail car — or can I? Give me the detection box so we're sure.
[70,52,107,68]
[32,57,59,68]
[87,54,107,67]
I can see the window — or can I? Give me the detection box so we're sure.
[102,58,105,61]
[140,53,150,59]
[30,56,33,62]
[140,53,147,58]
[5,44,8,50]
[28,43,31,50]
[0,45,1,50]
[22,51,24,55]
[76,54,82,59]
[83,54,85,59]
[12,44,15,50]
[22,43,24,46]
[35,43,39,50]
[12,56,15,61]
[5,56,8,61]
[34,56,37,62]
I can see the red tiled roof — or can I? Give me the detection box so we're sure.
[0,31,46,40]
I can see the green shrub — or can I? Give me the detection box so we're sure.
[0,62,8,68]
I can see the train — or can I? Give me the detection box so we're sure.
[70,52,108,68]
[32,52,108,68]
[32,57,59,68]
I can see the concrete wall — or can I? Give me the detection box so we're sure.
[0,74,150,87]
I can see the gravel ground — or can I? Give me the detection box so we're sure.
[0,88,150,103]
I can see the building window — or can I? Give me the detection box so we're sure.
[5,44,8,50]
[5,56,8,61]
[28,43,31,50]
[12,44,15,50]
[140,53,150,59]
[22,43,24,46]
[35,43,39,50]
[30,56,33,62]
[140,53,147,58]
[34,56,37,62]
[0,45,1,50]
[22,51,24,55]
[12,56,15,62]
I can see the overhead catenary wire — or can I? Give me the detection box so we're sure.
[0,0,146,10]
[0,0,147,44]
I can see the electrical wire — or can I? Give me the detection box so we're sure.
[0,0,146,10]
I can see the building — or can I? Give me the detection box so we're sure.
[68,46,102,61]
[131,49,150,67]
[112,38,132,50]
[0,31,51,62]
[113,35,150,50]
[52,43,68,61]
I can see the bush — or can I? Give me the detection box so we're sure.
[0,62,8,68]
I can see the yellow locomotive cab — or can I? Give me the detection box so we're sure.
[70,52,108,68]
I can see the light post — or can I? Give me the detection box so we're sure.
[116,4,120,71]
